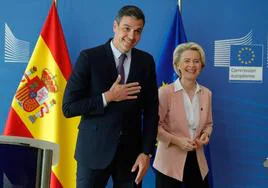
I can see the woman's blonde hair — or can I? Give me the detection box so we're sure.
[173,42,205,76]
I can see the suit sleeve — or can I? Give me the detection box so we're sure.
[142,55,159,155]
[62,51,104,118]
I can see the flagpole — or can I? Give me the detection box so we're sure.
[178,0,182,12]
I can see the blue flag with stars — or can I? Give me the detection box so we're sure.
[156,5,187,86]
[230,45,263,67]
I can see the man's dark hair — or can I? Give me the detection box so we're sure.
[115,5,145,25]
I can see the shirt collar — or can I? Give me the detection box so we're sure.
[174,78,202,93]
[110,40,131,59]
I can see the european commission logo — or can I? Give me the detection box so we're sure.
[229,45,263,82]
[214,30,264,83]
[3,23,30,63]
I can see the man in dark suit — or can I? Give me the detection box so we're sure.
[62,5,159,188]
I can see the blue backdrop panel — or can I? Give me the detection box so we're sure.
[2,0,268,187]
[183,0,268,187]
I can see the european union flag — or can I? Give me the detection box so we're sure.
[156,5,187,86]
[230,45,263,67]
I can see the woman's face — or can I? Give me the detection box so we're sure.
[178,49,203,81]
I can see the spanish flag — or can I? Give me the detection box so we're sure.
[4,1,80,188]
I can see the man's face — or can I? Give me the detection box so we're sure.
[113,16,144,53]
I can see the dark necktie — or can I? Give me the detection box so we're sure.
[117,53,126,84]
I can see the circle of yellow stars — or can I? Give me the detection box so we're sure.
[237,47,255,65]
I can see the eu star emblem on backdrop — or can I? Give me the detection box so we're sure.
[3,1,80,188]
[231,45,262,66]
[229,44,263,82]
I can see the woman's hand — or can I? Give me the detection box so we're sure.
[172,136,196,151]
[195,132,210,148]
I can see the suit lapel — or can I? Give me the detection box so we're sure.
[104,40,118,80]
[126,49,139,83]
[197,87,205,134]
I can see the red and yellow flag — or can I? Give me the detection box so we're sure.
[4,1,80,188]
